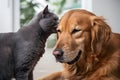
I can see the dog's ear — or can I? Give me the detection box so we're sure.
[90,16,111,54]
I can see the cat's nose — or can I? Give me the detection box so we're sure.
[55,17,59,21]
[54,14,59,21]
[54,17,59,23]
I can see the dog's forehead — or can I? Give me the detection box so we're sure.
[58,11,91,31]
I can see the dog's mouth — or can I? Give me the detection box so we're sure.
[56,50,82,65]
[67,50,82,64]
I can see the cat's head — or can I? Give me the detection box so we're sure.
[38,5,58,33]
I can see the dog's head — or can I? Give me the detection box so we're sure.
[30,5,58,33]
[53,9,111,65]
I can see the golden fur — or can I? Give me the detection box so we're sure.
[39,9,120,80]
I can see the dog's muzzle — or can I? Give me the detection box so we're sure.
[53,49,82,64]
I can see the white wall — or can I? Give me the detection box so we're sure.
[0,0,13,32]
[92,0,120,33]
[12,0,20,32]
[81,0,92,12]
[0,0,20,33]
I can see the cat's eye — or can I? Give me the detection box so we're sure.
[72,29,81,34]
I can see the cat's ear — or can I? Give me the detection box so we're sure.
[43,5,49,15]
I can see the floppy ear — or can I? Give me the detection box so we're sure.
[90,16,111,54]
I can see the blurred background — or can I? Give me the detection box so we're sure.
[0,0,120,79]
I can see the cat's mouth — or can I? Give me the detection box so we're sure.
[50,20,59,33]
[51,18,59,27]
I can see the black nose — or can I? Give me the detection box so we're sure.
[53,49,64,59]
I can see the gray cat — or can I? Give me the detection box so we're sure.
[0,5,58,80]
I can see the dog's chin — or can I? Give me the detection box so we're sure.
[66,50,82,65]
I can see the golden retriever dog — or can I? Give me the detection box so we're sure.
[39,9,120,80]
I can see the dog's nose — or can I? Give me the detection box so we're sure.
[53,49,64,58]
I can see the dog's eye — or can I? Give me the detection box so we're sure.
[57,29,61,33]
[72,29,81,34]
